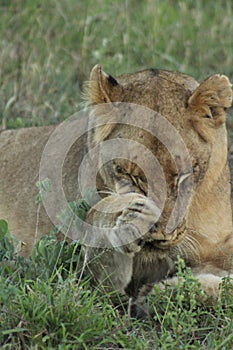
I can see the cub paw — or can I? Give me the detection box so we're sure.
[116,196,161,235]
[114,195,161,254]
[85,192,161,255]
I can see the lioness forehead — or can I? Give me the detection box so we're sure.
[117,68,199,93]
[86,65,200,111]
[117,69,199,113]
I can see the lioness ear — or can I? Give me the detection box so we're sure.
[85,64,122,104]
[188,74,232,140]
[188,74,232,121]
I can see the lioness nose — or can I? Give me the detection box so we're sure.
[149,223,158,233]
[148,218,178,240]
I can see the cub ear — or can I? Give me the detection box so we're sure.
[188,74,232,140]
[85,64,122,104]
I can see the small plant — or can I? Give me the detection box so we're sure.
[35,178,52,205]
[56,188,98,235]
[0,219,18,261]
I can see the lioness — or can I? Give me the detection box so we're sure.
[0,65,233,305]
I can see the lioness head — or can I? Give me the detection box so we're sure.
[85,64,232,249]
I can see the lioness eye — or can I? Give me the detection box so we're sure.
[178,172,191,185]
[204,114,212,119]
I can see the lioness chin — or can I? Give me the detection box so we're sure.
[1,64,233,315]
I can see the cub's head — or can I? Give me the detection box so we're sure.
[85,64,232,247]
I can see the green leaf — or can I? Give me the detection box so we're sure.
[0,219,8,238]
[35,178,51,204]
[2,328,27,335]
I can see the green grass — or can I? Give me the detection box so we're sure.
[1,0,233,128]
[1,229,233,349]
[1,0,233,348]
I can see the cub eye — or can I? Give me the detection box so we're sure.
[116,165,124,174]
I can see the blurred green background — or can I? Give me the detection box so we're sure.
[1,0,233,129]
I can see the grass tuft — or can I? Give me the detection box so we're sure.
[0,231,233,349]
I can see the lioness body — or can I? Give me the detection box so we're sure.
[0,124,86,255]
[0,65,233,301]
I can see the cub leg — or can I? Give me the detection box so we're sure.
[84,246,133,296]
[83,193,161,294]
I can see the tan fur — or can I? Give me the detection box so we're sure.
[0,123,87,255]
[84,65,233,302]
[0,64,233,305]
